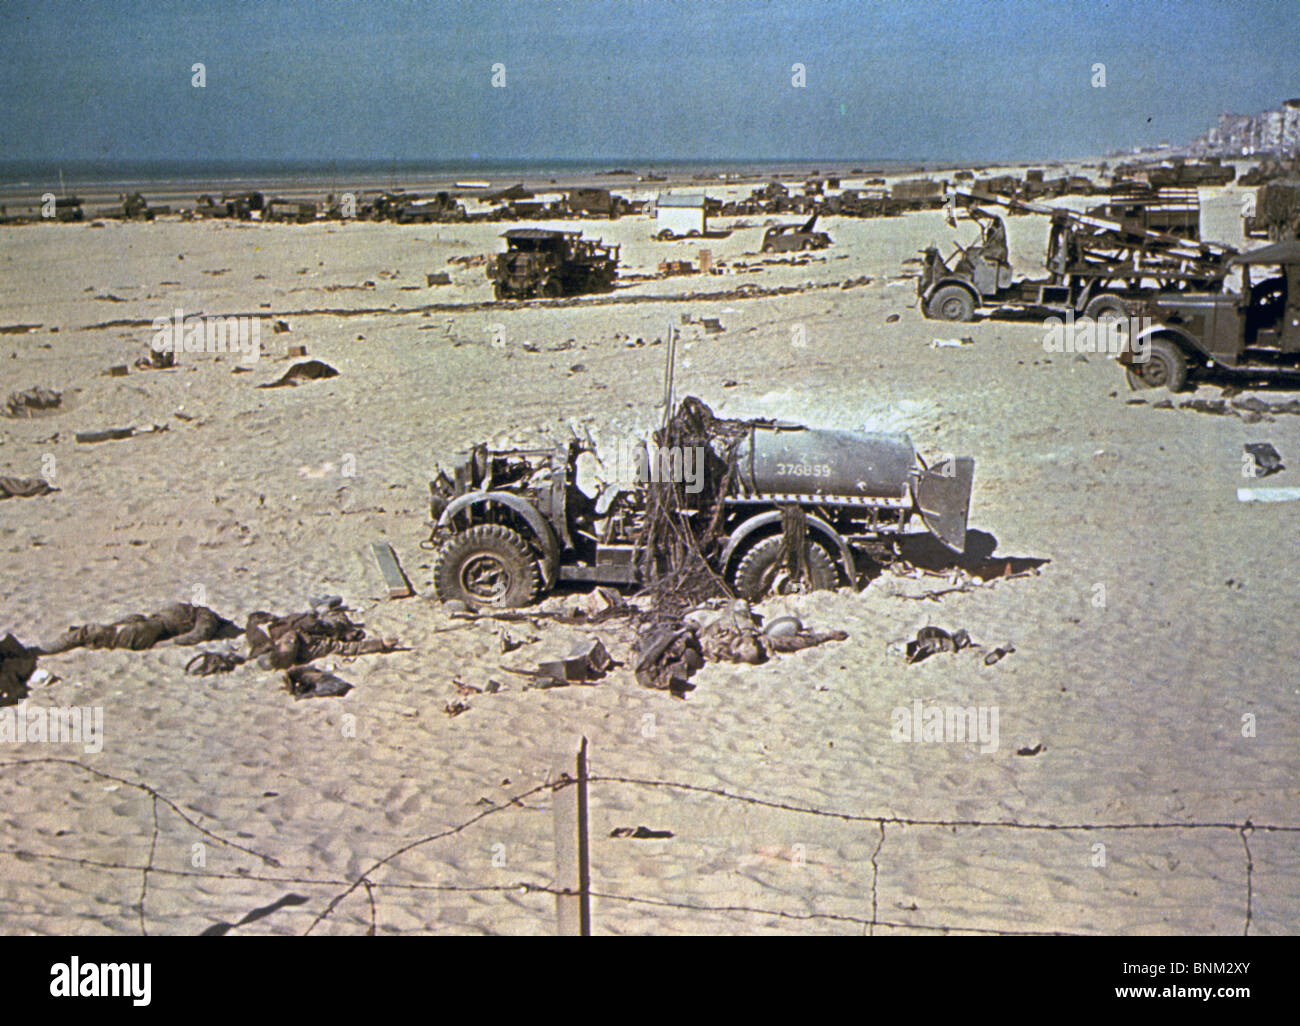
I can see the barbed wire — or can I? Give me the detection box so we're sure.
[0,758,1287,936]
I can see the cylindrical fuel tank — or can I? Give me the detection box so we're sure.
[733,426,916,499]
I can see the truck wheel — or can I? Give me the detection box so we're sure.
[540,276,563,298]
[926,285,976,322]
[1126,336,1189,392]
[732,535,839,601]
[433,524,541,609]
[1083,294,1129,325]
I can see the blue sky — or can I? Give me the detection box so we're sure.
[1,0,1297,163]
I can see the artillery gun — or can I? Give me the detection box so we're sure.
[918,187,1235,323]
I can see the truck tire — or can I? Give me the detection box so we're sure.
[1125,336,1189,392]
[926,285,976,321]
[1083,293,1129,325]
[731,535,839,601]
[433,524,541,609]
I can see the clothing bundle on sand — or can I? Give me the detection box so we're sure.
[635,601,847,697]
[40,603,237,653]
[283,665,352,699]
[4,387,61,418]
[0,634,39,707]
[244,608,400,670]
[0,477,56,500]
[34,600,397,699]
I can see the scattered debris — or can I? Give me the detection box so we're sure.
[535,639,616,685]
[1016,743,1045,757]
[0,634,39,707]
[425,272,452,286]
[283,665,352,700]
[4,386,61,418]
[905,626,974,664]
[185,648,246,676]
[610,826,674,839]
[136,346,175,370]
[257,359,339,388]
[634,627,702,698]
[0,476,56,500]
[1237,486,1300,503]
[371,542,414,598]
[1244,443,1284,477]
[983,644,1016,665]
[74,424,168,444]
[930,337,974,348]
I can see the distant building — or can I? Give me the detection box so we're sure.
[1192,99,1300,157]
[654,193,707,237]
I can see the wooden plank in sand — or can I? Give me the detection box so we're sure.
[371,541,413,598]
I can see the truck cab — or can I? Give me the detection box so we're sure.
[1120,240,1300,389]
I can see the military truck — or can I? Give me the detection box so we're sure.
[1089,186,1201,239]
[919,187,1234,323]
[1244,180,1300,241]
[264,198,318,223]
[566,187,627,219]
[1119,240,1300,390]
[100,192,168,221]
[486,229,619,300]
[195,191,265,219]
[393,191,466,223]
[425,401,974,608]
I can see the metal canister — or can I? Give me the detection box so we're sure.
[733,425,915,499]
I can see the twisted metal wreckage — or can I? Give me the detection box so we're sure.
[425,396,975,695]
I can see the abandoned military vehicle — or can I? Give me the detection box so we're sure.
[1120,240,1300,390]
[486,228,619,300]
[426,399,974,608]
[761,211,832,253]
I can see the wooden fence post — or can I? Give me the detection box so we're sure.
[553,736,591,936]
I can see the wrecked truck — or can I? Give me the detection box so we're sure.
[425,398,973,608]
[487,228,620,300]
[1118,239,1300,390]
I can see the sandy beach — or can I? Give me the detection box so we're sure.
[1,171,1297,936]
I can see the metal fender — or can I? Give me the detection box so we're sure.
[912,457,974,552]
[720,511,857,583]
[438,491,561,588]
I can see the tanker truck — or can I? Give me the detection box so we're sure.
[425,399,974,607]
